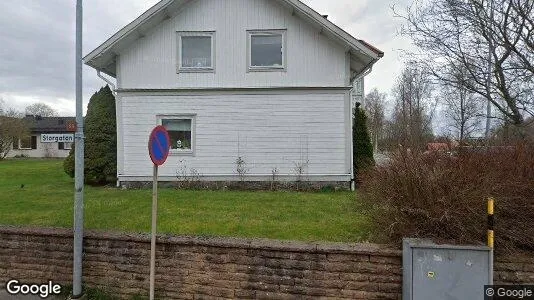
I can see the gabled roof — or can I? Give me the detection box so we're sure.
[84,0,383,78]
[23,116,76,133]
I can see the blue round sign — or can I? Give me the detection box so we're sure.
[148,126,171,166]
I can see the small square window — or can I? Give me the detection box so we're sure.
[59,142,72,150]
[160,116,195,155]
[177,32,215,72]
[248,30,286,71]
[19,136,37,150]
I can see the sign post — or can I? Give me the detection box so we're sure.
[147,126,171,300]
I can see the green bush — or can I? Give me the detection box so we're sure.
[64,86,116,185]
[360,144,534,254]
[353,105,374,179]
[63,146,75,177]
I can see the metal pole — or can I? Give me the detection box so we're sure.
[485,0,494,140]
[150,164,158,300]
[73,0,84,298]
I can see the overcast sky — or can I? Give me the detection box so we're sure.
[0,0,414,116]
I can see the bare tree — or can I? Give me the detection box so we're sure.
[25,102,58,117]
[396,0,534,126]
[441,68,484,142]
[442,87,483,142]
[391,67,435,149]
[0,102,28,159]
[364,89,386,152]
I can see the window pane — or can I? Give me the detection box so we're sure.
[182,36,212,68]
[19,137,31,149]
[163,119,192,150]
[251,34,283,67]
[59,142,72,150]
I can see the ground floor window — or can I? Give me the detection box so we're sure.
[160,115,195,155]
[19,136,37,150]
[58,142,73,150]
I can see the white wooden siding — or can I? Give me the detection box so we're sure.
[118,0,348,89]
[118,90,350,180]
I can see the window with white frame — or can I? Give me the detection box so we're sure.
[248,30,286,70]
[160,116,195,154]
[177,32,215,72]
[58,142,73,150]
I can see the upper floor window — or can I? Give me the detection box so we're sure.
[177,32,215,72]
[248,30,286,71]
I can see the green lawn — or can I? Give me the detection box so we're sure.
[0,159,370,242]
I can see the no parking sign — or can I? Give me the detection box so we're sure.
[147,125,170,300]
[148,125,171,166]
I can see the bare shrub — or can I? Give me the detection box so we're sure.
[176,163,202,190]
[292,159,309,191]
[360,144,534,253]
[235,156,249,182]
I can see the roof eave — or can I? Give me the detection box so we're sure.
[280,0,383,60]
[83,0,174,64]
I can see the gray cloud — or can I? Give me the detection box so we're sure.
[0,0,158,115]
[0,1,74,98]
[0,0,413,115]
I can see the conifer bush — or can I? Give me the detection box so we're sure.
[64,86,116,185]
[353,105,374,179]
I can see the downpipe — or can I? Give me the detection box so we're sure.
[97,71,117,96]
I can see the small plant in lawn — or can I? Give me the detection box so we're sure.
[292,159,309,191]
[235,156,249,182]
[176,162,202,189]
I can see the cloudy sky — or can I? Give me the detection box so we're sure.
[0,0,414,116]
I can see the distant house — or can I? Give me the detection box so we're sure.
[7,115,76,158]
[424,142,452,156]
[84,0,383,187]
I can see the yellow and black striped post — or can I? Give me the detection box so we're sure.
[487,197,494,249]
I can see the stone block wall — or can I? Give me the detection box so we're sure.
[0,226,532,299]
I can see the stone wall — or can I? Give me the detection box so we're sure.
[0,226,532,299]
[122,180,351,192]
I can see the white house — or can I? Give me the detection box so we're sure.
[7,115,75,158]
[84,0,383,187]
